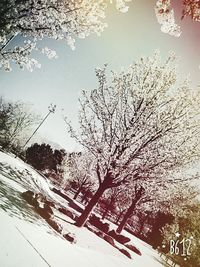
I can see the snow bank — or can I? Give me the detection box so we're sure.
[0,151,56,200]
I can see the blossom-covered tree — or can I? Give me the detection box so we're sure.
[0,0,131,71]
[66,51,200,227]
[66,152,95,200]
[113,185,131,224]
[116,177,199,233]
[116,183,145,233]
[100,186,124,220]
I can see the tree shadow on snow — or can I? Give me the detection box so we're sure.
[0,162,47,227]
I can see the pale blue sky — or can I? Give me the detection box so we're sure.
[0,0,200,151]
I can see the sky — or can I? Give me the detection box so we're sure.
[0,0,200,151]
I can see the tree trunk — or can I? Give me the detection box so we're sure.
[81,192,87,204]
[102,197,114,220]
[116,210,124,225]
[139,216,147,233]
[116,185,145,233]
[102,205,109,220]
[75,182,108,227]
[116,199,137,234]
[73,186,82,200]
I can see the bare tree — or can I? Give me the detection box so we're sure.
[0,96,13,144]
[66,52,200,227]
[0,97,39,151]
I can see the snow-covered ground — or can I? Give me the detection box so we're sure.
[0,151,166,267]
[0,151,53,196]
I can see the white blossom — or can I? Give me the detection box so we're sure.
[41,47,58,59]
[182,0,200,21]
[114,0,131,13]
[0,0,131,71]
[66,36,75,51]
[67,51,200,192]
[0,41,41,71]
[155,0,181,37]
